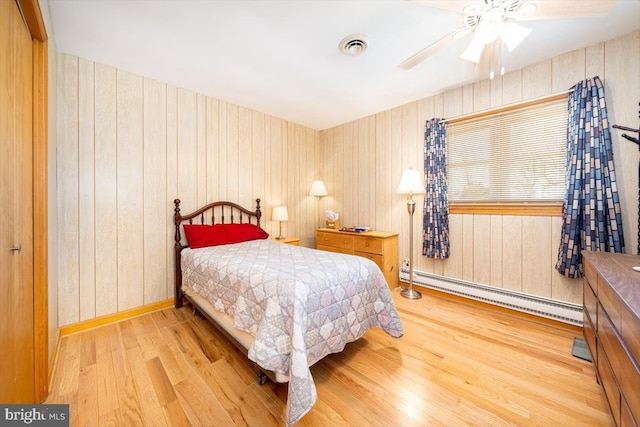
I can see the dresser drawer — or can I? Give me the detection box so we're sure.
[583,309,597,366]
[584,259,597,295]
[598,342,621,427]
[317,244,352,255]
[584,279,597,331]
[618,347,640,423]
[599,276,623,332]
[599,306,625,378]
[317,231,354,251]
[354,251,383,269]
[354,236,383,255]
[621,304,640,365]
[598,305,639,422]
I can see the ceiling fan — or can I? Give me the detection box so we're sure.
[399,0,620,70]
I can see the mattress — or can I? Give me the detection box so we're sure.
[180,239,403,425]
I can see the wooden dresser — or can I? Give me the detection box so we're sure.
[316,228,399,289]
[582,251,640,427]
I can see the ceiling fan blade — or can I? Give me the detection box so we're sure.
[417,0,620,20]
[517,0,619,21]
[452,26,474,40]
[398,32,456,70]
[460,38,486,63]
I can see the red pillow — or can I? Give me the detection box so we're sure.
[183,223,268,248]
[183,224,227,248]
[223,223,269,244]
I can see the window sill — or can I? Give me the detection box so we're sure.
[449,201,563,216]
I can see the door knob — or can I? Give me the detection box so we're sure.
[10,244,21,254]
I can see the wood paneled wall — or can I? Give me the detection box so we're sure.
[319,30,640,306]
[56,53,320,326]
[56,31,638,324]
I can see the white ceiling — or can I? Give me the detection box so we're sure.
[45,0,640,130]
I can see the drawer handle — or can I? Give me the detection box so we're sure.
[365,242,370,247]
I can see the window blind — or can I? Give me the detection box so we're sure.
[447,99,568,202]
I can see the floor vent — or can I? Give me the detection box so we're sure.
[400,268,582,326]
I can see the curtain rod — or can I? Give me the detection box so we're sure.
[445,89,573,125]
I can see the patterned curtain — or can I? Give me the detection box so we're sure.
[556,76,625,278]
[423,118,450,258]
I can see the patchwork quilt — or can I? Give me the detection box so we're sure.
[181,239,404,425]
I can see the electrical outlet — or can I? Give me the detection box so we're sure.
[402,259,410,269]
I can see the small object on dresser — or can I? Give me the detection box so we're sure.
[325,219,340,229]
[325,210,340,229]
[354,226,371,232]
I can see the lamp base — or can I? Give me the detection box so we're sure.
[400,288,422,300]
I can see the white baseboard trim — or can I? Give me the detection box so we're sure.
[400,268,582,326]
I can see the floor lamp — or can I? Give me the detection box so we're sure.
[396,168,426,300]
[309,180,328,228]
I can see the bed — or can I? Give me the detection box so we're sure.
[173,198,404,425]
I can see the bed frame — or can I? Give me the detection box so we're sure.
[173,198,277,384]
[173,198,263,308]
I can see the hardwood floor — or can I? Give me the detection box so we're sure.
[46,289,613,426]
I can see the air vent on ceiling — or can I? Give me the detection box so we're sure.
[339,34,368,56]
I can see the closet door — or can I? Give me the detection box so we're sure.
[0,0,35,403]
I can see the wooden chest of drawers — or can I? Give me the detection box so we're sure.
[316,228,399,289]
[582,251,640,427]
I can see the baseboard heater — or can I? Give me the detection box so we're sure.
[399,268,582,326]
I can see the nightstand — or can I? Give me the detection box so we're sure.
[274,236,300,246]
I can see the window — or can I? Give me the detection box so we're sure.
[447,97,568,214]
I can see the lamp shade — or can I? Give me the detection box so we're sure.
[272,206,288,222]
[396,169,426,195]
[501,22,532,52]
[309,180,328,197]
[460,38,486,63]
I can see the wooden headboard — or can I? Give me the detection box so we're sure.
[173,198,263,308]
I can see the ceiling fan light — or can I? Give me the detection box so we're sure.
[460,38,485,63]
[474,16,504,45]
[501,22,532,51]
